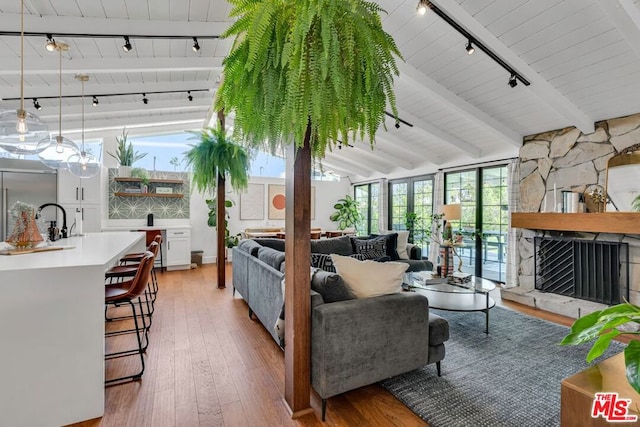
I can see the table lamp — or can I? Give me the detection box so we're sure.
[440,204,461,241]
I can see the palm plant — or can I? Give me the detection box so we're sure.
[184,127,250,286]
[215,0,402,414]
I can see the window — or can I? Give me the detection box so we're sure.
[444,165,507,282]
[353,183,379,235]
[389,176,434,255]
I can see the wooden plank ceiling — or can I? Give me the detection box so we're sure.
[1,0,640,178]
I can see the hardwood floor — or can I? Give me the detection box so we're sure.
[72,264,584,427]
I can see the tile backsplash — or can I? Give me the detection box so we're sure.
[108,168,190,219]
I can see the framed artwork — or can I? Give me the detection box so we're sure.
[240,183,265,219]
[268,184,315,219]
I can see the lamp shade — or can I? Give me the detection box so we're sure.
[67,151,100,178]
[37,134,80,170]
[0,109,50,154]
[441,204,461,221]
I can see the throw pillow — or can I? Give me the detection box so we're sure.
[332,254,409,298]
[311,253,336,273]
[310,268,354,303]
[352,238,387,260]
[370,233,400,260]
[378,230,410,260]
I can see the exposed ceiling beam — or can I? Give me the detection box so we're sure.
[432,0,595,135]
[597,0,640,60]
[314,163,354,179]
[0,81,215,100]
[397,61,521,147]
[320,155,371,177]
[376,130,443,165]
[47,111,206,135]
[351,141,414,170]
[0,14,230,37]
[0,57,224,75]
[328,147,393,174]
[394,109,481,158]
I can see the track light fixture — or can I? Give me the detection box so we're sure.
[142,93,148,104]
[187,91,193,102]
[33,98,41,110]
[416,0,429,16]
[415,1,529,87]
[45,34,56,52]
[466,39,475,55]
[122,36,132,52]
[92,96,98,106]
[7,89,211,103]
[192,37,200,52]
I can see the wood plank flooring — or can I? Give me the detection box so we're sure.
[71,264,584,427]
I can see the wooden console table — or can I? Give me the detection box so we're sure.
[561,353,640,426]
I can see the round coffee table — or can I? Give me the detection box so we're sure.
[406,273,496,334]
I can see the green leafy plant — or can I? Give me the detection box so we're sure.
[561,303,640,393]
[130,167,150,186]
[107,130,147,166]
[216,0,402,156]
[404,212,422,243]
[330,195,362,230]
[205,197,241,248]
[633,195,640,212]
[185,127,250,266]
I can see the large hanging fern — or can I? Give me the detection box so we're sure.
[184,127,250,194]
[216,0,402,157]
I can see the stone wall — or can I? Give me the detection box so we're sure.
[505,112,640,316]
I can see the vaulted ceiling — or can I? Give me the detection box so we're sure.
[1,0,640,179]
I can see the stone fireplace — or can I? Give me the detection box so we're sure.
[502,112,640,318]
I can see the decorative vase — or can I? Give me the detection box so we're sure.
[6,208,44,249]
[118,165,132,177]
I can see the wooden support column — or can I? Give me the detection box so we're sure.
[216,109,226,288]
[283,125,313,418]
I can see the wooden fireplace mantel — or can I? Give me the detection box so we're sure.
[511,212,640,234]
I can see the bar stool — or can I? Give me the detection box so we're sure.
[105,251,154,385]
[108,240,160,302]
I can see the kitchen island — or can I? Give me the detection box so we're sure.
[0,232,145,427]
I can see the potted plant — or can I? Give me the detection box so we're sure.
[107,129,147,177]
[130,167,150,190]
[329,195,362,230]
[561,302,640,393]
[185,127,250,284]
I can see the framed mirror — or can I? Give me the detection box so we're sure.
[605,144,640,212]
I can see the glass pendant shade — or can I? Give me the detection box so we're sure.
[0,109,50,154]
[37,134,80,170]
[67,151,100,178]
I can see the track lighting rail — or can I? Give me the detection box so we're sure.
[2,89,211,102]
[416,0,529,87]
[0,31,220,40]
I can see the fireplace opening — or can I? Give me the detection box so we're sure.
[534,237,629,305]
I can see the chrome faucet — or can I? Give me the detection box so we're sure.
[37,203,68,239]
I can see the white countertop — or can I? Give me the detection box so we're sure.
[0,232,144,271]
[102,225,191,231]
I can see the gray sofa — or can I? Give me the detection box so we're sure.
[232,235,449,421]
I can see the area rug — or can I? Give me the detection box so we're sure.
[380,306,625,427]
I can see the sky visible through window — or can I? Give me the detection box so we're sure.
[130,132,286,177]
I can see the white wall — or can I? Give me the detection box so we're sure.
[189,176,351,263]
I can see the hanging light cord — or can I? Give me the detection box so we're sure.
[58,44,62,138]
[19,0,24,113]
[81,78,85,153]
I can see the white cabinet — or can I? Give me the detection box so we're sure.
[166,228,191,270]
[57,168,102,235]
[62,204,101,234]
[57,169,101,205]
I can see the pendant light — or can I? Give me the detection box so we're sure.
[37,41,79,170]
[0,0,49,154]
[67,74,100,178]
